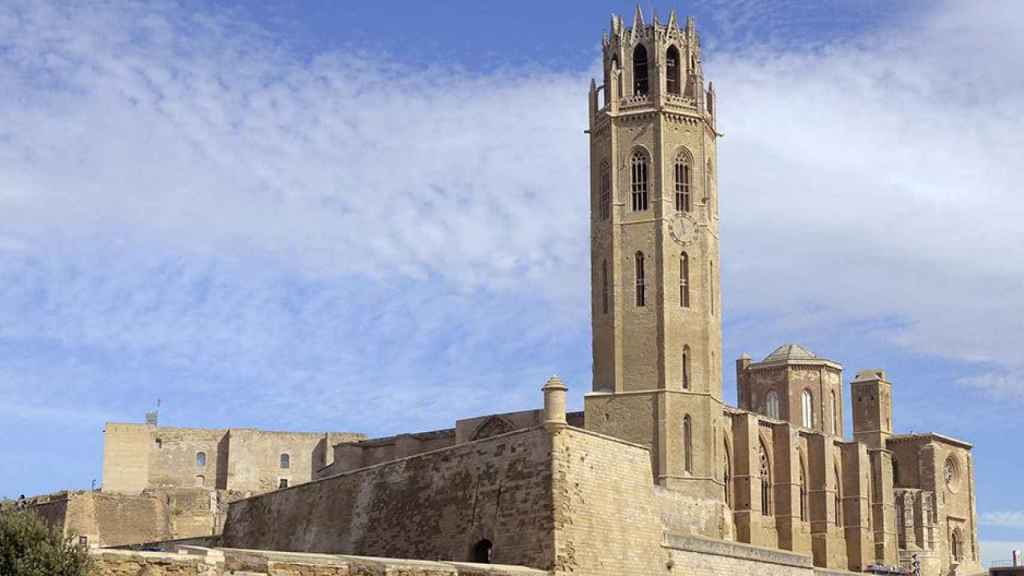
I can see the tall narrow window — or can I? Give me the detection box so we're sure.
[601,259,609,314]
[630,152,648,211]
[709,261,715,315]
[706,159,715,216]
[834,468,843,527]
[635,252,646,307]
[760,443,772,516]
[280,453,290,469]
[800,459,809,522]
[830,390,838,435]
[599,161,611,220]
[683,416,693,473]
[766,391,779,419]
[633,44,648,96]
[682,346,690,389]
[666,46,681,95]
[951,529,962,562]
[196,452,206,467]
[723,440,732,507]
[674,153,691,212]
[680,252,690,307]
[802,390,813,428]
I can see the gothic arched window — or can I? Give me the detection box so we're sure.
[601,259,609,314]
[766,391,779,419]
[723,439,732,508]
[709,261,716,316]
[760,442,772,516]
[834,467,843,527]
[951,528,963,563]
[280,453,290,469]
[682,345,691,389]
[635,251,646,307]
[196,452,206,467]
[830,390,838,435]
[630,152,649,211]
[799,457,809,522]
[706,158,716,218]
[683,415,693,473]
[680,252,690,307]
[633,44,648,96]
[801,390,814,428]
[599,160,611,220]
[666,46,681,95]
[674,151,691,212]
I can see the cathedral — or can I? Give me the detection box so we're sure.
[30,8,984,576]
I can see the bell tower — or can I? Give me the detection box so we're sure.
[584,7,724,500]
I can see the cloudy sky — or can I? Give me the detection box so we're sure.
[1,0,1022,565]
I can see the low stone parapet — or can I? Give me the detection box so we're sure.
[90,547,550,576]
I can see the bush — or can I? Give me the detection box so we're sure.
[0,510,91,576]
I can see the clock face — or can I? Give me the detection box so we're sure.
[669,213,699,246]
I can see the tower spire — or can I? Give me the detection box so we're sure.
[631,4,645,39]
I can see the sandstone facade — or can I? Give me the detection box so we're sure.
[35,7,987,576]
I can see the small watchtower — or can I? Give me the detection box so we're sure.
[850,369,893,449]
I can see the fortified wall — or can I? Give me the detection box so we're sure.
[14,488,232,548]
[103,423,364,494]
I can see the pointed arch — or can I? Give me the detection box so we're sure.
[633,44,648,96]
[599,160,611,221]
[799,454,809,522]
[682,415,693,474]
[473,416,515,440]
[679,252,690,307]
[630,150,649,211]
[951,527,963,562]
[723,436,733,508]
[706,158,715,216]
[634,251,646,307]
[830,390,838,435]
[801,389,814,428]
[601,259,609,314]
[709,260,716,316]
[834,465,843,527]
[674,149,692,212]
[666,45,681,95]
[759,441,772,516]
[765,390,779,419]
[681,345,691,389]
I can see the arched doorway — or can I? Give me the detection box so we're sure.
[472,539,493,563]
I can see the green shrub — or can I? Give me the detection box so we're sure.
[0,510,91,576]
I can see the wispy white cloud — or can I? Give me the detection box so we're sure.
[0,0,1023,501]
[981,540,1024,568]
[982,512,1024,529]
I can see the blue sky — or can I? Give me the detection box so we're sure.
[1,0,1022,565]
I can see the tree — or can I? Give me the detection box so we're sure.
[0,510,91,576]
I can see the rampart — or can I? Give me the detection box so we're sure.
[102,423,365,494]
[90,547,550,576]
[223,427,556,567]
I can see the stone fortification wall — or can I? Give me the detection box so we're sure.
[320,410,585,481]
[549,427,665,576]
[102,423,364,495]
[90,547,550,576]
[24,489,234,547]
[222,427,556,569]
[665,534,815,576]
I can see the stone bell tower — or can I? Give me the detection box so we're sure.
[584,7,724,500]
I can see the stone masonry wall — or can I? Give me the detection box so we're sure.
[665,534,815,576]
[550,427,665,576]
[222,427,556,569]
[90,547,550,576]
